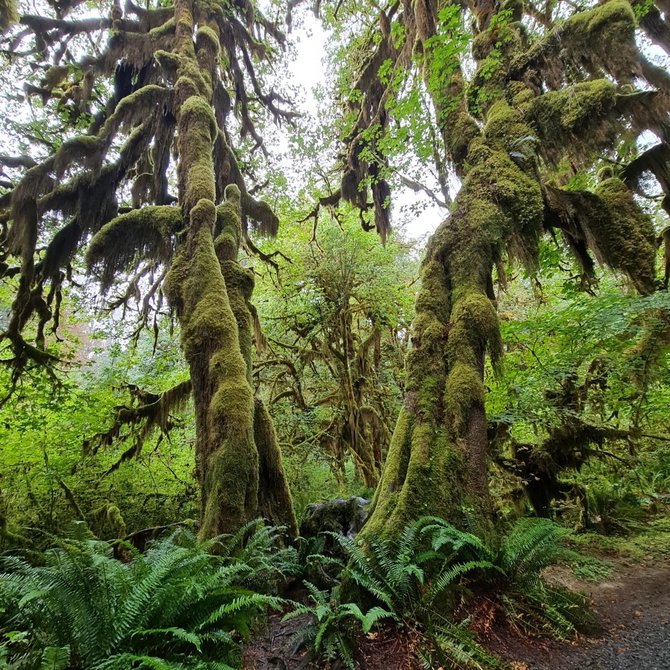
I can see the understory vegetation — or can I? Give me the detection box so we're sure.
[0,0,669,667]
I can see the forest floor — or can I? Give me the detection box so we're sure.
[243,521,670,669]
[491,558,670,669]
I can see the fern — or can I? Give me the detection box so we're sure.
[498,518,570,585]
[0,527,286,669]
[283,582,395,669]
[40,645,71,670]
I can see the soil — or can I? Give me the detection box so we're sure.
[242,558,670,669]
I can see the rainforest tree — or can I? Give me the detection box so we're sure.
[254,215,416,490]
[0,0,297,537]
[317,0,670,536]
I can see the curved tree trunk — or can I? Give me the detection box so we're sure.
[365,0,661,539]
[163,0,295,538]
[366,0,548,537]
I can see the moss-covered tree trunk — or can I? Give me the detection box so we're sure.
[163,0,295,537]
[215,189,298,536]
[365,0,660,537]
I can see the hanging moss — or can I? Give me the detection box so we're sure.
[561,0,639,81]
[545,179,657,293]
[593,178,657,293]
[516,1,640,88]
[39,219,82,280]
[626,309,670,388]
[86,205,180,290]
[526,79,619,166]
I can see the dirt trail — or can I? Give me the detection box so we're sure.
[498,561,670,670]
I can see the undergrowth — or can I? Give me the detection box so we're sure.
[289,516,594,669]
[0,522,293,669]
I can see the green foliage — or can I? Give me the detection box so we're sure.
[292,516,589,667]
[0,527,288,669]
[0,314,195,544]
[283,581,396,669]
[254,213,417,491]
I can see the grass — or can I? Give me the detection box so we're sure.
[566,515,670,563]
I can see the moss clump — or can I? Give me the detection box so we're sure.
[157,49,212,101]
[196,25,220,58]
[592,178,657,293]
[458,146,544,271]
[444,361,485,433]
[86,205,180,290]
[527,79,619,166]
[447,290,503,371]
[562,0,639,81]
[177,96,218,212]
[516,1,639,89]
[468,20,524,117]
[446,110,482,169]
[546,179,657,293]
[484,100,530,147]
[215,184,243,261]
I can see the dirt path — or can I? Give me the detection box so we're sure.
[497,561,670,670]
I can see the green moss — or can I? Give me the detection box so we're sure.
[254,398,298,537]
[200,431,258,538]
[458,148,544,272]
[215,186,242,262]
[547,179,657,293]
[87,205,181,290]
[166,213,258,537]
[467,21,524,117]
[448,290,503,370]
[149,16,176,37]
[196,25,220,58]
[527,79,619,166]
[156,49,211,100]
[594,178,657,293]
[484,100,530,148]
[178,96,218,211]
[562,0,638,80]
[444,361,485,433]
[364,417,464,537]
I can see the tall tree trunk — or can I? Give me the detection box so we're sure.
[216,189,298,536]
[164,0,295,537]
[365,0,544,537]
